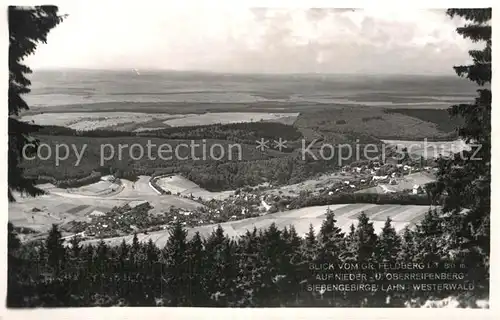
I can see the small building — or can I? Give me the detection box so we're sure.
[89,210,106,217]
[412,184,423,194]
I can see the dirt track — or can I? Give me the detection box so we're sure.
[8,175,203,237]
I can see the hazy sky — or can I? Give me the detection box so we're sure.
[25,5,478,74]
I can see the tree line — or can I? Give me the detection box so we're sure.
[7,209,488,307]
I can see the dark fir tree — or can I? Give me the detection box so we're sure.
[315,209,346,305]
[8,222,21,253]
[161,221,189,306]
[255,223,284,306]
[69,235,82,259]
[400,226,417,262]
[7,223,23,307]
[413,210,444,264]
[8,6,65,201]
[298,224,318,305]
[220,239,239,306]
[117,239,130,284]
[353,213,377,263]
[131,233,140,252]
[374,217,403,306]
[67,235,83,277]
[318,208,345,262]
[185,231,209,306]
[376,217,402,265]
[130,233,143,267]
[45,224,65,276]
[95,239,109,276]
[204,225,232,306]
[436,8,491,265]
[235,227,261,306]
[304,223,317,255]
[343,217,376,306]
[281,225,303,306]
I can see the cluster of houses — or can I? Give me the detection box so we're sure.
[66,202,158,239]
[337,161,434,195]
[64,160,436,242]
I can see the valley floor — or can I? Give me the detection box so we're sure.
[82,203,431,247]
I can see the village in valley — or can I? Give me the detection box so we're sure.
[53,152,437,241]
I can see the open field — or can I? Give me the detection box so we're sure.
[262,171,360,197]
[19,112,178,131]
[154,174,233,200]
[19,111,299,131]
[356,172,436,194]
[355,186,386,194]
[392,172,436,189]
[81,203,431,247]
[162,112,300,127]
[382,139,470,159]
[9,175,203,240]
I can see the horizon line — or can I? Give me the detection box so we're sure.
[29,67,459,78]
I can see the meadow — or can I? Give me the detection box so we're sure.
[20,111,300,131]
[81,203,431,247]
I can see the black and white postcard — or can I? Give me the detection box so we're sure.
[4,2,495,318]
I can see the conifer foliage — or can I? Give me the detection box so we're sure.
[8,6,65,201]
[435,8,491,258]
[7,207,489,307]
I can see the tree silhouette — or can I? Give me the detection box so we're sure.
[69,235,82,258]
[8,6,65,201]
[204,225,231,305]
[374,217,403,305]
[318,208,345,259]
[376,217,401,264]
[353,213,377,263]
[255,223,284,306]
[400,226,417,261]
[185,232,208,305]
[436,8,491,263]
[45,224,65,276]
[316,209,346,305]
[281,225,303,305]
[161,221,188,306]
[8,222,21,252]
[7,223,25,307]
